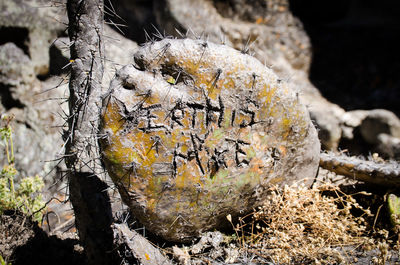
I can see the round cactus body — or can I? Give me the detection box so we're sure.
[100,38,320,242]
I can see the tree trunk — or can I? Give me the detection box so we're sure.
[319,152,400,187]
[65,0,118,264]
[65,2,173,264]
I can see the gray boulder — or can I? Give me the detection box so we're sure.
[339,109,400,159]
[0,0,67,76]
[360,109,400,145]
[0,9,140,231]
[0,42,66,182]
[376,134,400,160]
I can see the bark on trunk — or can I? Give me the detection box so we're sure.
[65,2,173,264]
[65,0,119,264]
[320,152,400,187]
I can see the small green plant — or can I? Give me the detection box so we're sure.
[0,255,11,265]
[0,114,45,222]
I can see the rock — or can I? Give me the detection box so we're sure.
[338,110,370,155]
[342,110,370,128]
[154,0,311,72]
[0,0,66,76]
[172,246,190,265]
[0,44,40,114]
[0,0,138,180]
[0,42,31,116]
[100,38,320,242]
[1,13,140,231]
[360,109,400,145]
[309,103,342,150]
[340,110,369,140]
[103,25,139,88]
[112,223,173,265]
[191,231,224,254]
[0,41,66,182]
[337,109,400,159]
[0,1,74,231]
[1,78,67,184]
[0,43,35,87]
[0,0,68,180]
[376,134,400,160]
[0,4,72,229]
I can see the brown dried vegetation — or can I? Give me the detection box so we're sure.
[230,183,399,264]
[169,182,399,264]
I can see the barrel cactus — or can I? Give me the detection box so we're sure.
[100,38,320,242]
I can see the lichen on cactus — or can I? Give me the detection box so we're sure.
[100,38,320,242]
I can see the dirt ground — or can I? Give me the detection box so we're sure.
[0,210,84,265]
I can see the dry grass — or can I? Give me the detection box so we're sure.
[169,182,399,264]
[231,183,391,264]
